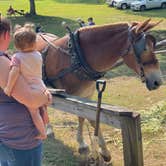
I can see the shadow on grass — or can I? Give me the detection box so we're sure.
[124,8,166,18]
[43,137,80,166]
[8,15,79,36]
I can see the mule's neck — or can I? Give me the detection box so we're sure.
[79,23,130,72]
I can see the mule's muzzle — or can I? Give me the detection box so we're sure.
[145,72,163,90]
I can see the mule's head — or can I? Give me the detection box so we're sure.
[123,19,163,90]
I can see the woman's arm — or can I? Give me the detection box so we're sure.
[4,66,20,96]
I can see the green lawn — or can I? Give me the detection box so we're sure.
[0,1,166,166]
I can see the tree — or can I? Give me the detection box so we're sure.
[29,0,36,15]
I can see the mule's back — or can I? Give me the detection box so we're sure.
[36,33,59,51]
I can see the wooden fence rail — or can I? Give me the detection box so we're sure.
[49,90,144,166]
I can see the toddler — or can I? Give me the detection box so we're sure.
[4,23,51,140]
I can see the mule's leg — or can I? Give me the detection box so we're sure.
[77,117,89,154]
[89,120,111,162]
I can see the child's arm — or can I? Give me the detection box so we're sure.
[4,66,20,96]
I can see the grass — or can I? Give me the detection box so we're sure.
[0,1,166,165]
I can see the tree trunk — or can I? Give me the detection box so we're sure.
[29,0,36,15]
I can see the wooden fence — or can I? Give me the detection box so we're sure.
[49,90,144,166]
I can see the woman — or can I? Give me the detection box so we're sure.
[0,17,51,166]
[4,23,51,140]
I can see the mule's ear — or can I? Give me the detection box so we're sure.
[131,21,139,28]
[142,20,163,32]
[135,18,151,34]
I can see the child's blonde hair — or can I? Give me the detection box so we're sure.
[13,23,36,51]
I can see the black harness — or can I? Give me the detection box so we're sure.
[41,30,105,87]
[68,30,106,80]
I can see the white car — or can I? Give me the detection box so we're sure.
[114,0,133,9]
[105,0,116,7]
[131,0,166,11]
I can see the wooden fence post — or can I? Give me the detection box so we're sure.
[121,114,144,166]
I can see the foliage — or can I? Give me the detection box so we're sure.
[140,101,166,134]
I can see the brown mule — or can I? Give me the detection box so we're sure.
[36,19,162,161]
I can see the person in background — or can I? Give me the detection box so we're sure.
[0,16,51,166]
[87,17,95,26]
[35,24,44,33]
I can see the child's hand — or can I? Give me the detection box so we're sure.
[44,89,52,105]
[4,87,12,96]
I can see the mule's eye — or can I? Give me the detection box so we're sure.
[144,45,148,51]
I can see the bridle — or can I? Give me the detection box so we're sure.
[126,27,158,82]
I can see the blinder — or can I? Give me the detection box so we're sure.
[128,29,158,82]
[132,34,146,63]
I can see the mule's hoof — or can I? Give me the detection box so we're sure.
[100,153,111,162]
[78,146,90,154]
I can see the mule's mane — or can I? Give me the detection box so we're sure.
[79,22,129,34]
[78,23,130,45]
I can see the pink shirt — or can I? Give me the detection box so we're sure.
[11,51,46,92]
